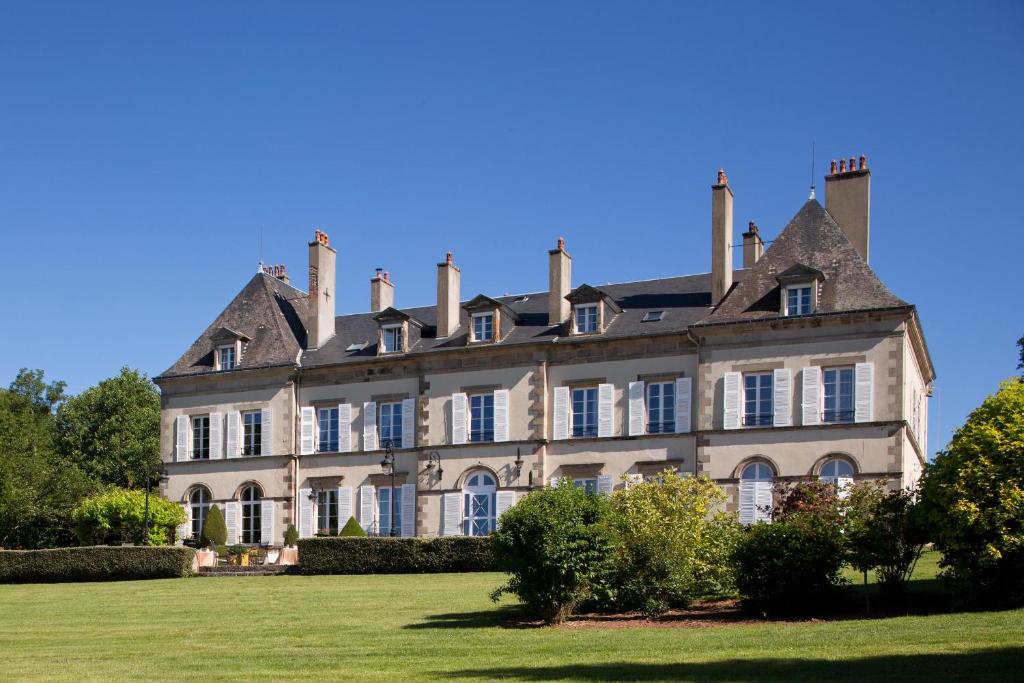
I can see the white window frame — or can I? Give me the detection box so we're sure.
[189,487,211,541]
[743,372,774,427]
[822,366,855,423]
[240,485,263,545]
[377,486,403,537]
[469,393,494,442]
[217,344,236,371]
[191,415,210,460]
[382,324,403,353]
[783,284,814,316]
[316,489,339,535]
[574,304,599,334]
[471,312,494,342]
[571,386,599,438]
[463,472,497,537]
[241,410,262,456]
[645,381,676,434]
[317,406,339,453]
[378,401,403,447]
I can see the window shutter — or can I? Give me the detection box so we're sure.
[493,389,510,442]
[337,486,353,528]
[362,402,378,451]
[298,488,313,538]
[628,381,645,436]
[177,503,191,545]
[855,362,874,423]
[755,481,773,523]
[226,411,240,458]
[548,476,560,488]
[208,412,222,459]
[597,383,614,437]
[553,386,570,440]
[359,485,375,534]
[442,492,463,536]
[175,416,189,462]
[675,377,692,433]
[597,474,614,496]
[226,501,240,545]
[401,398,416,449]
[624,473,644,489]
[802,367,822,425]
[723,372,741,430]
[400,483,416,537]
[300,407,315,455]
[451,393,468,445]
[338,403,352,453]
[738,480,756,525]
[261,407,273,455]
[495,491,517,528]
[261,499,274,545]
[772,369,792,427]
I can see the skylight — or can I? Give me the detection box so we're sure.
[641,311,664,322]
[345,342,368,352]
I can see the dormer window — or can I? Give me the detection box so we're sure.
[462,294,519,345]
[565,284,621,336]
[776,264,823,318]
[373,306,424,356]
[382,324,403,353]
[784,285,813,316]
[217,345,236,370]
[210,327,249,371]
[575,304,599,334]
[472,312,494,342]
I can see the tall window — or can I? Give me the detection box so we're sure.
[571,387,598,437]
[218,345,236,370]
[646,381,676,433]
[574,304,598,333]
[823,367,855,423]
[377,486,403,537]
[240,485,262,545]
[785,286,812,316]
[739,462,773,525]
[470,393,494,442]
[382,325,403,353]
[189,487,211,541]
[743,373,773,426]
[318,407,339,453]
[379,402,403,446]
[191,415,210,460]
[242,411,262,456]
[463,472,496,536]
[819,458,855,485]
[317,489,338,535]
[472,313,494,342]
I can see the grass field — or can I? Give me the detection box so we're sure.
[1,551,1021,682]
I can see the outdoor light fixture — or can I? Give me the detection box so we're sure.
[513,448,524,479]
[379,439,397,537]
[307,489,318,502]
[424,450,443,478]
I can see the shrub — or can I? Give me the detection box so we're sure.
[732,518,847,616]
[846,486,926,604]
[72,488,184,546]
[283,523,299,547]
[201,504,227,548]
[339,516,366,537]
[298,537,493,574]
[0,546,195,583]
[608,471,740,616]
[490,482,614,624]
[918,379,1024,607]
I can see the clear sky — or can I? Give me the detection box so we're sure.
[1,1,1021,453]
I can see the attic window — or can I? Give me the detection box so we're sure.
[641,311,664,322]
[513,295,529,303]
[574,304,599,334]
[346,342,368,352]
[784,285,814,316]
[217,345,236,371]
[382,324,403,353]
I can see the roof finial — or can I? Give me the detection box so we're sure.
[446,251,453,265]
[557,237,565,251]
[716,168,728,185]
[808,142,816,200]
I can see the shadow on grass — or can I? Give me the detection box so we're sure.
[438,647,1024,681]
[404,604,540,630]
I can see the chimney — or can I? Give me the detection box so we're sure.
[742,221,764,269]
[370,268,394,312]
[262,264,291,286]
[825,154,871,262]
[307,229,336,349]
[436,251,460,337]
[711,169,734,303]
[548,237,572,326]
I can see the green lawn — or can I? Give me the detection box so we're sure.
[1,552,1021,682]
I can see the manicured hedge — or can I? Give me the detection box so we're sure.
[0,546,196,584]
[298,537,494,575]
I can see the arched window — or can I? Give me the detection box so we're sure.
[739,461,774,525]
[240,485,263,544]
[819,458,855,497]
[463,471,497,537]
[188,488,211,541]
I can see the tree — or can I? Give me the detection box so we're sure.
[55,367,161,490]
[1018,335,1023,377]
[201,505,227,547]
[918,378,1024,606]
[72,487,184,546]
[339,516,366,536]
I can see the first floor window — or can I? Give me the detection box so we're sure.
[317,489,338,534]
[472,313,494,342]
[242,410,262,456]
[785,286,812,315]
[218,345,236,370]
[470,393,494,442]
[189,487,211,540]
[379,401,403,446]
[573,478,598,495]
[318,407,339,453]
[382,325,403,353]
[823,367,855,423]
[571,387,598,437]
[240,485,262,544]
[646,381,676,433]
[463,472,496,536]
[743,373,773,426]
[574,304,598,333]
[377,486,403,536]
[739,462,774,525]
[191,415,210,459]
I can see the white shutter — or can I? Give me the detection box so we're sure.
[723,372,741,430]
[597,474,614,496]
[802,367,822,426]
[362,402,378,451]
[597,383,614,437]
[855,362,874,423]
[226,502,240,545]
[495,491,516,528]
[739,480,756,525]
[338,403,352,453]
[675,377,692,433]
[451,393,467,445]
[400,483,416,537]
[208,412,222,459]
[442,492,463,536]
[755,481,773,522]
[493,389,510,442]
[337,486,353,528]
[773,369,792,427]
[401,398,416,449]
[260,499,274,545]
[548,476,560,488]
[176,503,191,545]
[359,485,375,534]
[300,407,315,455]
[624,473,644,489]
[553,386,570,440]
[226,411,240,458]
[175,415,189,462]
[261,406,273,455]
[628,381,645,436]
[298,488,313,538]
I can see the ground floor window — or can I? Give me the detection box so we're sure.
[573,478,598,495]
[463,471,496,536]
[241,485,262,544]
[739,462,774,525]
[378,487,403,537]
[189,487,211,540]
[317,489,338,534]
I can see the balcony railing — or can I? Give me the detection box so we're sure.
[647,421,676,434]
[743,413,773,427]
[822,409,855,424]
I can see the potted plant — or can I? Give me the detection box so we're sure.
[227,544,250,566]
[284,524,299,548]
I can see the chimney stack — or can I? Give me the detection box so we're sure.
[742,221,764,269]
[825,154,871,262]
[262,264,291,286]
[307,229,336,349]
[711,169,734,303]
[436,251,461,337]
[548,237,572,326]
[370,268,394,312]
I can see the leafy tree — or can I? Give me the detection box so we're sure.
[72,487,184,546]
[339,516,366,537]
[55,367,161,489]
[846,487,927,606]
[284,523,299,546]
[918,378,1024,606]
[201,504,227,547]
[1018,335,1023,377]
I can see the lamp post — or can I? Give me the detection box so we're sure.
[379,439,397,537]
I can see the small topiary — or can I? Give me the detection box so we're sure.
[201,505,227,548]
[339,517,366,537]
[284,524,299,547]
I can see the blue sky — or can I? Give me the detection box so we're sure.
[1,1,1021,452]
